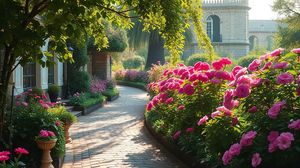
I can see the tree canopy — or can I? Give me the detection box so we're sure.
[273,0,300,48]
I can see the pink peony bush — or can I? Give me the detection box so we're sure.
[146,48,300,168]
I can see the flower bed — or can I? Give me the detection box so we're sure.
[145,48,300,168]
[102,88,120,101]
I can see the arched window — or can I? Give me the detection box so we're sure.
[249,35,258,51]
[266,36,274,51]
[206,15,221,42]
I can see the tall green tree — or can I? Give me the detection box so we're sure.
[273,0,300,48]
[0,0,213,135]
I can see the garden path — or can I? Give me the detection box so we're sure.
[62,86,187,168]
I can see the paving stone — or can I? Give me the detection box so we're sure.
[62,86,187,168]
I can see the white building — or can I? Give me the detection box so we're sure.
[183,0,280,59]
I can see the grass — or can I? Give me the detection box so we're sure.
[80,95,105,108]
[102,88,119,98]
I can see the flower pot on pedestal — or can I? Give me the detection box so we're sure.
[36,139,57,168]
[64,122,72,143]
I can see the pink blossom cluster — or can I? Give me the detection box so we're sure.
[39,129,56,138]
[0,147,29,162]
[15,89,56,109]
[90,78,107,94]
[268,131,294,153]
[222,131,257,166]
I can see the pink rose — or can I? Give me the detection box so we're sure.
[194,62,210,71]
[267,131,279,142]
[180,71,190,80]
[165,97,174,104]
[21,102,28,107]
[215,71,231,81]
[270,48,284,57]
[248,106,258,113]
[220,57,232,65]
[235,84,251,98]
[277,72,294,84]
[212,61,224,70]
[268,142,278,153]
[259,54,269,60]
[268,101,286,119]
[182,84,195,96]
[177,105,185,111]
[0,151,10,156]
[232,117,239,126]
[251,153,262,168]
[229,143,241,156]
[288,119,300,130]
[276,132,294,150]
[232,66,243,76]
[237,75,252,86]
[291,48,300,54]
[15,147,29,155]
[240,131,257,146]
[261,62,273,71]
[217,106,232,116]
[248,59,261,72]
[186,127,194,133]
[223,90,234,110]
[222,150,232,166]
[173,131,181,140]
[146,102,154,111]
[197,115,209,126]
[189,73,198,82]
[273,62,288,69]
[0,155,9,161]
[251,78,262,87]
[47,131,55,137]
[39,130,49,137]
[55,121,61,127]
[197,73,209,83]
[211,111,221,118]
[234,68,248,81]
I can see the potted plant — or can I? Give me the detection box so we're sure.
[48,84,60,102]
[35,129,57,168]
[48,105,77,143]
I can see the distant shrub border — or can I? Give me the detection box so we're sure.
[116,80,147,91]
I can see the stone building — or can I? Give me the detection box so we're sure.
[183,0,280,59]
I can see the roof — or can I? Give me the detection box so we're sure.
[249,20,282,32]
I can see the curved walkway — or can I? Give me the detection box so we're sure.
[62,86,187,168]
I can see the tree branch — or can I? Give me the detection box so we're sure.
[97,4,139,19]
[25,0,31,14]
[21,0,50,28]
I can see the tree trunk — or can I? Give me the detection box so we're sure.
[145,30,165,69]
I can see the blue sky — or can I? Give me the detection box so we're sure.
[249,0,278,20]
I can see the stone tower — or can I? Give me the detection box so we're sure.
[183,0,250,59]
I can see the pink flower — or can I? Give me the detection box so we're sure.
[288,119,300,130]
[222,150,232,166]
[229,143,241,156]
[16,101,21,106]
[220,57,232,65]
[251,78,262,87]
[270,48,284,57]
[182,84,195,95]
[291,48,300,54]
[232,117,239,126]
[268,142,278,153]
[268,101,286,119]
[0,151,10,156]
[240,131,257,146]
[277,72,294,84]
[212,61,224,70]
[217,106,232,116]
[146,102,154,111]
[273,62,288,69]
[15,147,29,155]
[215,71,231,81]
[21,102,28,107]
[248,59,261,72]
[47,131,55,137]
[180,71,190,80]
[267,131,279,142]
[165,97,174,104]
[28,89,32,92]
[235,84,251,98]
[177,105,185,111]
[251,153,262,168]
[237,75,252,86]
[259,54,269,60]
[0,155,9,161]
[39,130,49,137]
[194,62,210,71]
[234,68,248,81]
[15,95,22,99]
[261,62,273,71]
[189,73,198,82]
[248,106,258,113]
[186,127,194,133]
[297,75,300,84]
[276,132,294,150]
[197,115,208,126]
[223,90,234,110]
[211,78,222,84]
[232,66,243,76]
[197,73,209,83]
[55,121,61,127]
[173,131,181,140]
[211,111,221,118]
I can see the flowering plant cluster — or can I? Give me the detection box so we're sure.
[146,48,300,167]
[0,147,29,168]
[114,69,149,83]
[90,77,107,94]
[35,129,57,141]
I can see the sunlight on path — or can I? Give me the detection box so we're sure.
[62,86,187,168]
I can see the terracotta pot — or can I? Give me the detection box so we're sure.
[64,122,72,143]
[36,139,57,168]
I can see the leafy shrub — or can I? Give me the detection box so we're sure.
[123,55,145,69]
[69,71,90,94]
[48,84,60,95]
[148,63,171,83]
[237,55,258,67]
[11,91,65,168]
[102,88,119,98]
[69,92,105,108]
[31,87,43,96]
[48,105,77,124]
[106,79,116,90]
[185,53,209,66]
[115,69,149,83]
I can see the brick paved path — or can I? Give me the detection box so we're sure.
[62,86,187,168]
